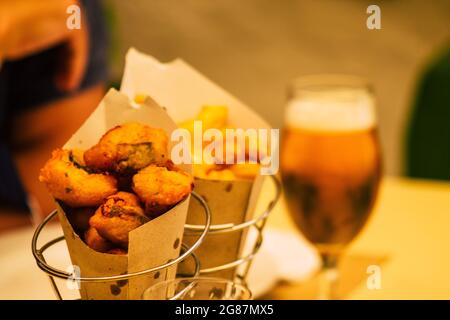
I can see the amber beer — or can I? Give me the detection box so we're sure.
[281,93,381,254]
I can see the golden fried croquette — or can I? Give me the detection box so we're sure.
[132,165,193,218]
[89,192,148,248]
[39,149,118,207]
[84,122,169,175]
[84,227,115,253]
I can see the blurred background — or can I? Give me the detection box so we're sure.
[106,0,450,176]
[1,0,450,300]
[0,0,450,223]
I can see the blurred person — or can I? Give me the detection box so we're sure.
[0,0,109,231]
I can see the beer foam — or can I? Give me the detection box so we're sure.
[285,89,376,132]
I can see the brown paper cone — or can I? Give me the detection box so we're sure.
[57,89,191,299]
[179,175,264,279]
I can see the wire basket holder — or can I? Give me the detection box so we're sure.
[31,176,281,299]
[184,175,282,282]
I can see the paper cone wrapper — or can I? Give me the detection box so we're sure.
[121,49,273,279]
[58,89,192,299]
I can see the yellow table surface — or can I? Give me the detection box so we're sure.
[261,176,450,300]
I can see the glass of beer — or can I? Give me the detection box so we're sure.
[281,75,382,299]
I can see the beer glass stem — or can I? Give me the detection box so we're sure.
[317,253,339,300]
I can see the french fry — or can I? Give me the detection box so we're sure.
[206,169,237,181]
[198,105,228,130]
[193,163,215,179]
[179,105,228,136]
[178,119,195,135]
[230,163,260,179]
[178,105,265,180]
[134,94,147,104]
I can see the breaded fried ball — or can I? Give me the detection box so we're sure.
[84,227,114,253]
[84,122,169,175]
[89,192,148,248]
[39,149,118,207]
[132,165,193,218]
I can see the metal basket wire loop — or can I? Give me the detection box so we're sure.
[31,176,281,299]
[31,191,210,283]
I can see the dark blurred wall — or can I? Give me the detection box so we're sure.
[105,0,450,175]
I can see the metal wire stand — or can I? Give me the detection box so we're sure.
[31,176,281,299]
[184,175,282,283]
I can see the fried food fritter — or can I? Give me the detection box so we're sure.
[89,192,148,248]
[84,122,169,175]
[39,149,118,207]
[84,227,115,253]
[132,165,194,218]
